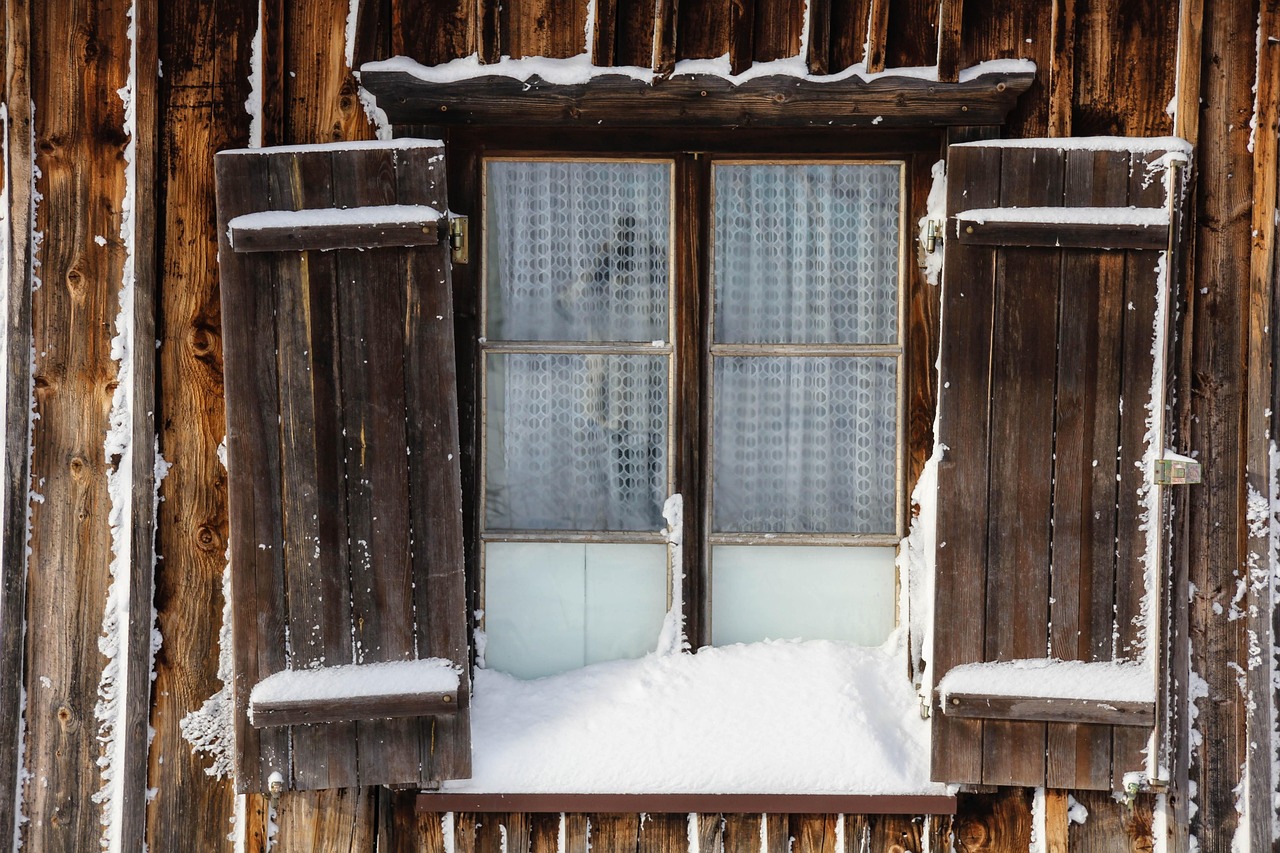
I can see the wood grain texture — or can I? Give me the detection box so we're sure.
[936,0,964,82]
[753,0,806,62]
[958,0,1053,136]
[677,0,731,61]
[393,0,476,66]
[146,0,256,845]
[279,0,374,145]
[250,688,460,727]
[954,217,1169,250]
[943,694,1154,726]
[0,0,33,846]
[721,814,762,852]
[790,813,838,852]
[863,0,889,72]
[931,144,1001,786]
[828,0,873,70]
[952,789,1033,853]
[271,787,378,853]
[229,216,441,253]
[615,0,659,67]
[1173,0,1205,143]
[884,0,940,69]
[21,0,134,848]
[1047,0,1075,136]
[362,68,1036,128]
[1185,0,1253,844]
[505,0,589,59]
[1071,0,1179,137]
[1067,790,1155,852]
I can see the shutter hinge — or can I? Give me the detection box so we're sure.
[916,218,943,269]
[1153,452,1202,485]
[449,215,469,264]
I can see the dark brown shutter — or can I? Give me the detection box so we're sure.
[930,139,1190,791]
[214,140,471,793]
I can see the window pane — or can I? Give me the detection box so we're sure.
[486,160,671,342]
[713,163,900,344]
[713,356,896,533]
[484,542,668,679]
[710,545,895,646]
[486,353,668,531]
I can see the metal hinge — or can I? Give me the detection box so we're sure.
[1153,452,1202,485]
[917,218,943,269]
[449,215,469,264]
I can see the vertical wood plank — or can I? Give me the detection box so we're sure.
[981,145,1063,788]
[592,813,640,849]
[396,143,474,782]
[1071,0,1179,137]
[828,0,872,70]
[564,813,591,853]
[146,0,256,845]
[677,0,731,60]
[936,0,964,82]
[1043,790,1069,853]
[0,0,33,845]
[216,153,292,794]
[506,0,590,59]
[1068,790,1156,852]
[280,0,374,144]
[952,790,1034,853]
[1172,0,1206,143]
[959,0,1053,136]
[884,0,940,69]
[753,0,806,62]
[653,0,678,73]
[382,799,448,853]
[1111,150,1166,789]
[1047,0,1075,137]
[530,812,562,851]
[729,0,757,74]
[806,0,831,74]
[330,147,419,787]
[593,0,620,65]
[790,813,838,852]
[863,0,890,73]
[721,813,761,853]
[393,0,476,66]
[1045,148,1129,791]
[931,144,1001,785]
[615,0,659,67]
[272,787,378,853]
[266,149,359,790]
[639,813,689,851]
[696,813,724,851]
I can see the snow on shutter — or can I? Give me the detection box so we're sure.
[930,138,1191,791]
[214,139,471,793]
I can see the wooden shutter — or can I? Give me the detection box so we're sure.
[214,139,471,793]
[930,138,1191,791]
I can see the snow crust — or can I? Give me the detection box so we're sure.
[249,658,460,707]
[955,205,1167,228]
[360,54,1033,88]
[228,204,441,237]
[937,659,1156,703]
[221,138,441,156]
[446,637,942,795]
[955,135,1193,154]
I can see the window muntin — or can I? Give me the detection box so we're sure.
[480,156,905,679]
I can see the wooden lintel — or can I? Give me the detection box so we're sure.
[360,68,1036,128]
[953,216,1170,250]
[250,689,460,728]
[230,219,442,253]
[941,693,1155,727]
[413,792,959,815]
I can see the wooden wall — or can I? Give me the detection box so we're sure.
[0,0,1268,850]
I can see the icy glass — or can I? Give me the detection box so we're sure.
[483,542,668,679]
[712,163,900,344]
[710,545,896,646]
[486,160,671,342]
[486,353,668,531]
[713,356,897,533]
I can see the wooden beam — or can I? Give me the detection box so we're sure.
[953,210,1170,249]
[228,208,443,253]
[864,0,890,73]
[360,68,1035,128]
[251,690,461,728]
[936,0,964,83]
[0,0,34,848]
[941,693,1156,727]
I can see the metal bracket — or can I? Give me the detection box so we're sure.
[449,215,469,264]
[1153,453,1202,485]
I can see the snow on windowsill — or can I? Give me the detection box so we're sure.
[936,659,1155,704]
[444,635,944,795]
[955,205,1168,228]
[249,657,460,706]
[359,53,1034,89]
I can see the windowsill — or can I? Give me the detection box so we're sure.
[414,791,957,815]
[434,635,945,803]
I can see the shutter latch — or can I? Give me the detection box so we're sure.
[448,215,469,264]
[1153,451,1202,485]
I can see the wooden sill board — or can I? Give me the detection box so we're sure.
[412,792,958,815]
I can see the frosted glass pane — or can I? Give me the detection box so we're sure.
[713,356,897,533]
[486,160,670,342]
[713,163,900,344]
[710,545,896,646]
[486,353,668,531]
[484,542,667,679]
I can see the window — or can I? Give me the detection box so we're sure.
[478,155,905,679]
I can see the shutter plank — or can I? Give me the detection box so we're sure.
[397,143,475,783]
[1111,150,1167,788]
[931,144,1001,785]
[215,152,292,793]
[267,149,361,790]
[1046,149,1130,790]
[981,146,1062,787]
[332,146,423,787]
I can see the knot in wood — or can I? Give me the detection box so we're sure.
[195,524,222,553]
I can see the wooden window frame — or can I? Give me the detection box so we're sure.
[434,126,942,651]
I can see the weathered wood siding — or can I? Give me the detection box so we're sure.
[0,0,1268,850]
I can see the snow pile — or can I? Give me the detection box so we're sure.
[937,659,1155,703]
[249,658,460,709]
[448,636,942,794]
